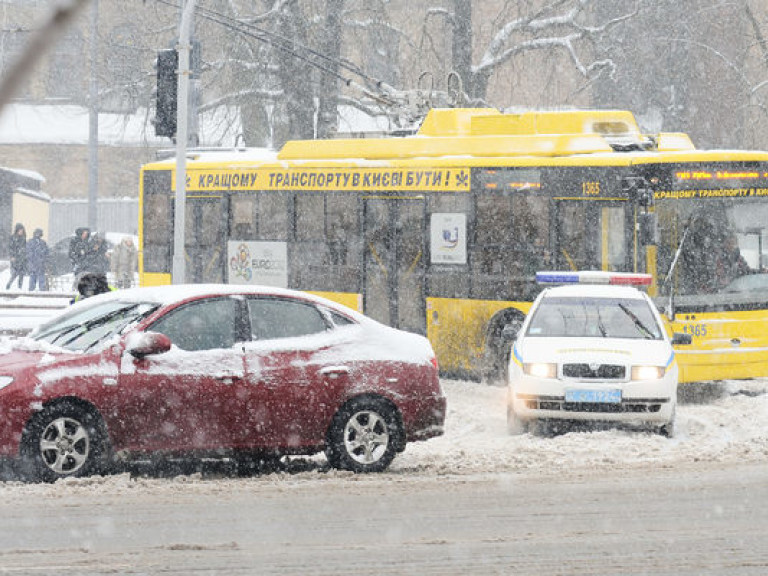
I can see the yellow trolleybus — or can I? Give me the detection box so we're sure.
[139,107,768,384]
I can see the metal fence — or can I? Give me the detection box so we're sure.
[49,198,138,244]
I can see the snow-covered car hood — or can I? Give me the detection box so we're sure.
[515,337,674,366]
[0,337,71,372]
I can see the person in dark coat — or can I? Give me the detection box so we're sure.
[83,233,110,274]
[26,228,49,291]
[6,223,27,290]
[68,227,90,276]
[71,272,113,304]
[27,228,48,292]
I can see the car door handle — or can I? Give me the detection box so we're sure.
[319,366,350,380]
[257,376,279,388]
[216,375,242,385]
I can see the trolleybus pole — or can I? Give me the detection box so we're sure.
[172,0,195,284]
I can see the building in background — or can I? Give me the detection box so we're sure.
[48,196,138,244]
[0,167,49,260]
[0,1,767,207]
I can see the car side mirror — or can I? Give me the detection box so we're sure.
[671,332,692,346]
[126,331,172,358]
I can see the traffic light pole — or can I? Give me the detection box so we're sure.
[172,0,195,285]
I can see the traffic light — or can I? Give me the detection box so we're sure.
[155,49,177,138]
[622,176,653,208]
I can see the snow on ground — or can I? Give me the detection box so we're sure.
[0,378,766,499]
[0,266,72,334]
[1,261,768,493]
[395,378,768,476]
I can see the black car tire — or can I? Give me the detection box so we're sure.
[659,419,676,438]
[20,402,110,483]
[657,406,676,439]
[326,397,401,473]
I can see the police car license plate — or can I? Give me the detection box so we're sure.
[565,388,622,403]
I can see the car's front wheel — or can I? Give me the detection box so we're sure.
[658,419,676,438]
[21,402,110,483]
[506,400,528,435]
[657,407,677,438]
[326,398,402,473]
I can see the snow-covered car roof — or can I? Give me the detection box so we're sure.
[66,283,368,321]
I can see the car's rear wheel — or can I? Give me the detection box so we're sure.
[20,402,110,483]
[326,397,401,473]
[481,310,525,386]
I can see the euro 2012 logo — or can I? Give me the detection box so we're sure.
[230,243,253,281]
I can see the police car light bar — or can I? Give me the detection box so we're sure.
[536,271,653,286]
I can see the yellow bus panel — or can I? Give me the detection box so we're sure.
[667,310,768,383]
[305,291,363,313]
[427,297,532,375]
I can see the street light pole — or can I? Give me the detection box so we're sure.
[171,0,196,285]
[87,0,98,233]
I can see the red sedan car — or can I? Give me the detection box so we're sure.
[0,285,445,481]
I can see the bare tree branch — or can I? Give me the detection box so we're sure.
[0,0,91,113]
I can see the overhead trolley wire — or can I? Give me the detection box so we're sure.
[152,0,400,107]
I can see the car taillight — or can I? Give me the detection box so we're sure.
[430,355,439,371]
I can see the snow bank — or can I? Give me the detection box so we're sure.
[0,378,766,496]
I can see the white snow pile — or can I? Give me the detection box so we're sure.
[397,379,768,476]
[0,378,766,497]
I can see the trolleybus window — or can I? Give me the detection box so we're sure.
[142,170,172,274]
[258,193,289,240]
[296,193,324,241]
[654,165,768,301]
[230,195,256,240]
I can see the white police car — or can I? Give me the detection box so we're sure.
[507,271,691,437]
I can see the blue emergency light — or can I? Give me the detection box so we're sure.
[536,271,652,286]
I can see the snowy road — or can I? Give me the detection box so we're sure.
[0,378,767,574]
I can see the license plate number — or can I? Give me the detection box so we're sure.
[565,388,622,403]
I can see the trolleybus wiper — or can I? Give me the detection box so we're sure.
[661,213,698,317]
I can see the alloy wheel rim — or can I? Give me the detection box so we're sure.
[343,410,389,465]
[39,417,90,475]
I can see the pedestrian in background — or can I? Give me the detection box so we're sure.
[68,227,90,276]
[70,272,114,304]
[84,233,110,275]
[5,223,27,290]
[111,236,137,289]
[26,228,49,291]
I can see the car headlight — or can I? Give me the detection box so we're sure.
[631,366,665,380]
[0,376,14,390]
[523,362,557,379]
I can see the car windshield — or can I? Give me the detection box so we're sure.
[31,300,161,352]
[526,296,663,340]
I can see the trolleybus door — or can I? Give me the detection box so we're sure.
[554,200,629,272]
[184,195,227,283]
[363,197,426,334]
